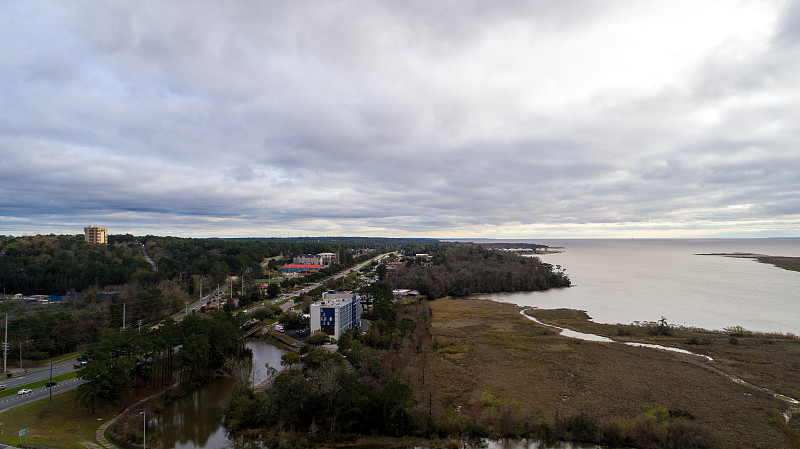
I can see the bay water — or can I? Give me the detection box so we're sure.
[473,238,800,335]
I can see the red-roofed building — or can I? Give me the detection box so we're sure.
[386,261,405,271]
[280,264,324,277]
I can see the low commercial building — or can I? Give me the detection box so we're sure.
[279,264,324,277]
[310,291,361,339]
[293,252,340,266]
[392,289,420,300]
[318,252,339,266]
[386,261,405,271]
[293,254,320,265]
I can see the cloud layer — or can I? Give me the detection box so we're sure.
[1,0,799,237]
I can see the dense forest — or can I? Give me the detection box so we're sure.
[0,235,153,294]
[0,234,427,295]
[389,244,570,299]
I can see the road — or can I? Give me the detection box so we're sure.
[140,243,157,272]
[167,283,230,323]
[0,356,85,412]
[0,377,85,412]
[247,252,391,314]
[0,357,78,390]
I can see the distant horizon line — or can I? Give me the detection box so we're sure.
[2,233,798,241]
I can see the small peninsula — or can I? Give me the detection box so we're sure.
[698,252,800,273]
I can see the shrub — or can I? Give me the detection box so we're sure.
[305,331,331,346]
[686,337,711,345]
[668,418,715,448]
[725,325,749,337]
[561,413,600,442]
[648,324,673,336]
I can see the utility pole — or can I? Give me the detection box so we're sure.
[49,361,53,401]
[3,313,7,373]
[138,319,143,332]
[122,303,126,330]
[185,302,189,317]
[200,279,203,301]
[140,411,146,449]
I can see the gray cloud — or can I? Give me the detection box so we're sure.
[1,0,798,237]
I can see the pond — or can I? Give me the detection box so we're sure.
[155,340,286,449]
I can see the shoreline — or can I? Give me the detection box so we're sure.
[697,252,800,273]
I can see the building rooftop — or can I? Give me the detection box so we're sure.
[317,291,358,306]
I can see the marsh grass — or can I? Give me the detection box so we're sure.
[525,308,800,401]
[428,298,800,448]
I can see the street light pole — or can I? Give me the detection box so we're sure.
[139,411,146,449]
[3,313,7,373]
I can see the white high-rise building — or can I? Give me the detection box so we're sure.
[310,291,361,339]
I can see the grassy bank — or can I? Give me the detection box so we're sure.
[427,298,800,448]
[0,389,119,448]
[0,382,168,448]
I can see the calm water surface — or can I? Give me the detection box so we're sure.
[156,340,286,449]
[476,239,800,334]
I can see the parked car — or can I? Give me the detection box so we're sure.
[17,389,32,395]
[45,381,57,387]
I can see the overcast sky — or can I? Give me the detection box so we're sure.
[2,1,799,238]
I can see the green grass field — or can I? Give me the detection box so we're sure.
[0,389,120,448]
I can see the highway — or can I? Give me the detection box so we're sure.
[0,377,84,412]
[246,252,391,314]
[0,356,85,412]
[0,356,78,390]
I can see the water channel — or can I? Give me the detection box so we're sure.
[155,340,286,449]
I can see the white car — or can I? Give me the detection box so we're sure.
[17,389,32,395]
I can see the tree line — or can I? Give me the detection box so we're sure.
[0,234,396,296]
[77,311,246,414]
[0,234,153,294]
[388,243,571,299]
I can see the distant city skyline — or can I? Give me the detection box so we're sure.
[2,1,799,239]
